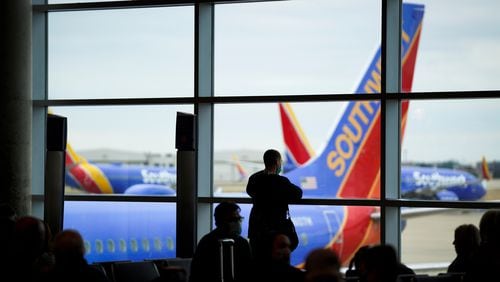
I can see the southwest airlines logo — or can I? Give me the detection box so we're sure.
[326,101,379,178]
[141,169,175,185]
[413,171,467,188]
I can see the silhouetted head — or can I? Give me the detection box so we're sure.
[263,149,282,174]
[259,231,292,265]
[53,229,86,264]
[271,233,292,264]
[479,209,500,246]
[214,201,243,237]
[346,245,371,278]
[305,248,341,282]
[453,224,480,255]
[13,216,48,261]
[364,244,398,282]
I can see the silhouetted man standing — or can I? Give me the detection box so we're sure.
[246,149,302,259]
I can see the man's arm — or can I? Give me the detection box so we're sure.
[283,177,303,201]
[246,173,257,198]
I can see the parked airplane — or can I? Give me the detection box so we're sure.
[279,100,488,201]
[65,142,177,195]
[63,3,477,267]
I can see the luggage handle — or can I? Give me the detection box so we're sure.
[218,238,235,282]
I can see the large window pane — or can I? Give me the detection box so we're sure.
[48,7,194,99]
[401,99,500,201]
[401,208,484,275]
[214,101,381,199]
[405,0,500,92]
[213,203,379,267]
[64,201,176,263]
[52,105,192,195]
[214,0,381,96]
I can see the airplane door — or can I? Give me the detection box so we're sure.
[323,209,345,258]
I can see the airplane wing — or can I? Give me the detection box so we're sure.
[370,207,455,221]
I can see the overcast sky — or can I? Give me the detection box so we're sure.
[49,0,500,165]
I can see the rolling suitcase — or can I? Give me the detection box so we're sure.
[218,238,235,282]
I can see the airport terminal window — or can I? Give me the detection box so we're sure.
[400,208,485,273]
[212,203,380,267]
[48,6,194,99]
[63,201,176,263]
[32,0,500,272]
[53,105,192,196]
[401,99,500,202]
[403,0,500,92]
[214,0,381,96]
[214,101,381,200]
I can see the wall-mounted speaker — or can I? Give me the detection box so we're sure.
[175,112,196,151]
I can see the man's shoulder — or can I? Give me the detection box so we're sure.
[249,170,265,179]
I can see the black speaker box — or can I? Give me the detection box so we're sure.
[175,112,196,151]
[47,114,67,151]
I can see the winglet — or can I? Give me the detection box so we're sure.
[232,155,248,181]
[481,156,492,181]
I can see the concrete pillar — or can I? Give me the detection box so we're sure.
[0,1,32,216]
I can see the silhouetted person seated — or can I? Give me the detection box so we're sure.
[447,224,480,274]
[42,229,108,282]
[363,244,414,282]
[189,201,251,282]
[465,209,500,282]
[253,231,304,282]
[304,248,341,282]
[345,245,371,279]
[9,215,54,282]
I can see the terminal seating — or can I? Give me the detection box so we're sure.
[346,273,465,282]
[111,261,160,282]
[90,258,192,282]
[397,273,465,282]
[149,258,192,282]
[89,263,109,280]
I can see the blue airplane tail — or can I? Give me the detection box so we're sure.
[283,3,424,199]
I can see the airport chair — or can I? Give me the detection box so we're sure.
[438,272,465,282]
[112,261,160,282]
[89,263,109,279]
[165,258,192,281]
[397,274,432,282]
[416,274,460,282]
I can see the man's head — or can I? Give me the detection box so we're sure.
[453,224,480,255]
[271,233,292,264]
[263,149,282,174]
[13,216,48,261]
[479,209,500,246]
[53,229,86,263]
[214,201,243,237]
[305,248,341,282]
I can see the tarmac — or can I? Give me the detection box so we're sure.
[401,179,500,274]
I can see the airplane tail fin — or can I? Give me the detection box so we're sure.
[66,142,88,168]
[279,103,316,173]
[481,156,492,181]
[283,4,424,199]
[232,155,248,181]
